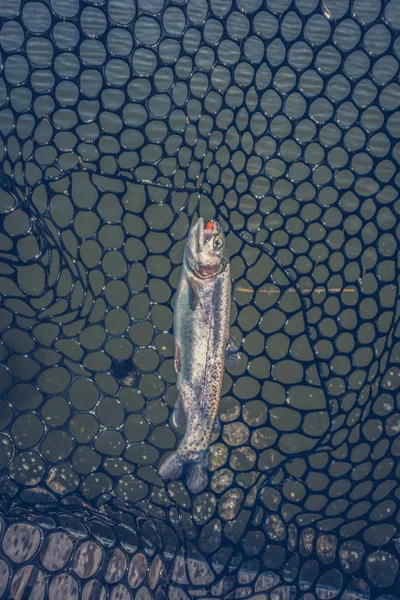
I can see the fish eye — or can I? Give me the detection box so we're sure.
[214,236,224,249]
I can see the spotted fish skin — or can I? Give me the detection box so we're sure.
[159,218,232,493]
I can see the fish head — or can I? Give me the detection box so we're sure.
[186,217,227,278]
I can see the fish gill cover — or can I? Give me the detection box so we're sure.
[0,0,399,598]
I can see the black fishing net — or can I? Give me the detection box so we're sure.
[0,0,400,598]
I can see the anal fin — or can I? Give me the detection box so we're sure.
[172,392,187,428]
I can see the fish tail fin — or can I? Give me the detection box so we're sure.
[159,449,209,493]
[158,450,185,481]
[186,450,209,494]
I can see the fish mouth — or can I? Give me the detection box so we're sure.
[198,218,217,248]
[194,217,222,253]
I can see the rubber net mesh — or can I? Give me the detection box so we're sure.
[0,0,400,598]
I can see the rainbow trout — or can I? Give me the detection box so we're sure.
[159,218,237,493]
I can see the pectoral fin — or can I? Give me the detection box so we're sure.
[226,339,239,369]
[172,392,187,428]
[188,277,202,311]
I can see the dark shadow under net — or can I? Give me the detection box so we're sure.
[0,0,400,598]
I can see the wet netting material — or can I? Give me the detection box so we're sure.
[0,0,400,598]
